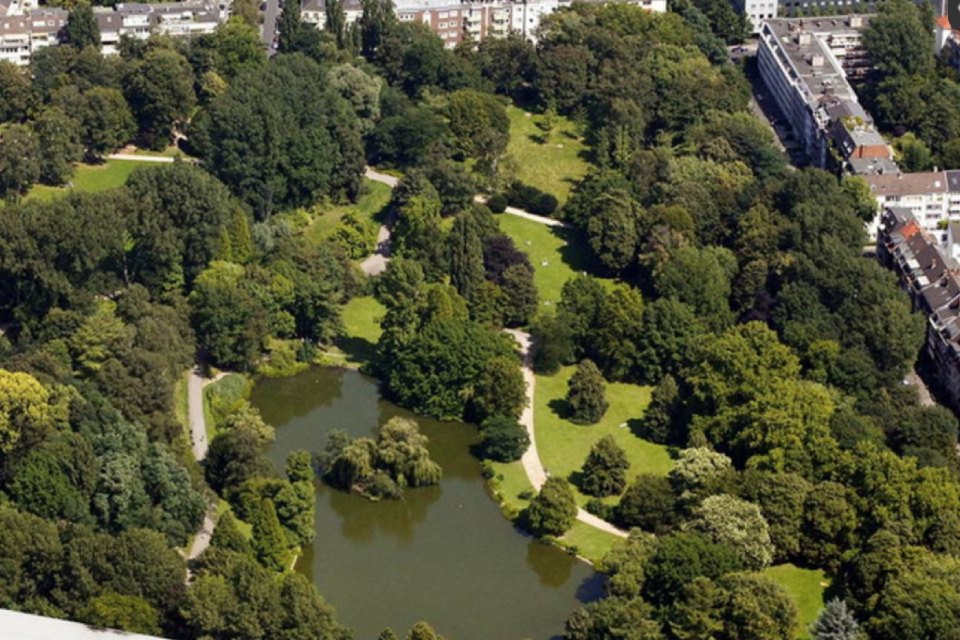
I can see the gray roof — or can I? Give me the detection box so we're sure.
[2,609,169,640]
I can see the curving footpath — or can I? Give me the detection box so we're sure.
[185,368,217,567]
[361,169,625,540]
[505,330,628,539]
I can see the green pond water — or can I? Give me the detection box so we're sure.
[251,366,601,640]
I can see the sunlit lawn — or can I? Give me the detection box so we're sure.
[497,214,600,310]
[506,105,591,205]
[304,180,392,245]
[763,564,829,639]
[24,160,141,202]
[535,367,672,508]
[327,295,385,368]
[130,145,193,158]
[561,521,622,565]
[173,371,190,435]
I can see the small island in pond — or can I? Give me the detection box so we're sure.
[317,417,442,500]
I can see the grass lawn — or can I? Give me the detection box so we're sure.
[497,214,600,310]
[329,295,385,367]
[561,521,622,565]
[763,564,829,639]
[535,366,672,507]
[25,160,141,202]
[489,459,534,517]
[173,371,190,435]
[304,180,392,245]
[506,105,591,205]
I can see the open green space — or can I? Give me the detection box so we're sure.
[506,105,591,205]
[24,160,141,202]
[535,366,671,507]
[561,521,622,565]
[763,564,829,639]
[497,214,598,310]
[173,371,189,435]
[328,295,385,367]
[303,180,392,245]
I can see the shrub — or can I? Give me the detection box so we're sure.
[487,194,508,213]
[524,477,577,537]
[477,415,530,462]
[530,193,558,215]
[567,359,608,424]
[580,435,629,496]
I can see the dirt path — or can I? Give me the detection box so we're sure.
[106,153,177,163]
[505,330,628,539]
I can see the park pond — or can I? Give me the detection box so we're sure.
[251,366,602,640]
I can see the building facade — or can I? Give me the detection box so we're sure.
[302,0,665,48]
[864,170,960,241]
[757,16,897,175]
[0,1,219,65]
[877,206,960,414]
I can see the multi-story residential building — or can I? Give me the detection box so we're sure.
[0,7,65,65]
[877,206,960,414]
[757,16,898,175]
[0,1,219,65]
[732,0,777,34]
[302,0,665,48]
[863,170,960,240]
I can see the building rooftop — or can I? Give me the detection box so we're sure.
[866,171,950,198]
[763,16,871,110]
[1,609,168,640]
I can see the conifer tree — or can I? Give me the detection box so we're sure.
[567,359,609,424]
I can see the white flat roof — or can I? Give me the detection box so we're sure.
[1,609,169,640]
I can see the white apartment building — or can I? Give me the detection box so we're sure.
[865,170,960,241]
[0,1,219,65]
[302,0,665,48]
[733,0,777,34]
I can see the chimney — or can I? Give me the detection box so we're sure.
[849,15,862,28]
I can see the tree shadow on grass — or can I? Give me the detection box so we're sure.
[334,335,376,365]
[548,397,572,421]
[552,226,596,275]
[568,470,586,492]
[528,133,549,145]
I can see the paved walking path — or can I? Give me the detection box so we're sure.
[505,330,628,539]
[107,153,177,163]
[473,194,570,228]
[360,168,400,276]
[185,368,219,567]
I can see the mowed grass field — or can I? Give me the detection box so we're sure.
[332,295,386,367]
[534,366,672,507]
[763,564,830,639]
[506,105,591,205]
[25,160,142,202]
[304,180,392,245]
[497,214,598,310]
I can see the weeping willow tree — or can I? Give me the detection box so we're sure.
[319,417,441,499]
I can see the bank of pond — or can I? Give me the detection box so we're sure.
[251,365,603,640]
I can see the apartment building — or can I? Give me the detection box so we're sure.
[863,170,960,240]
[757,16,897,174]
[302,0,665,48]
[732,0,777,34]
[0,1,219,65]
[877,206,960,414]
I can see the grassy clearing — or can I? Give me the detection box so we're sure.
[763,564,829,639]
[506,105,591,205]
[488,459,535,517]
[561,521,622,565]
[303,180,392,245]
[25,160,141,202]
[173,371,190,434]
[535,366,672,508]
[327,295,386,368]
[497,214,599,310]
